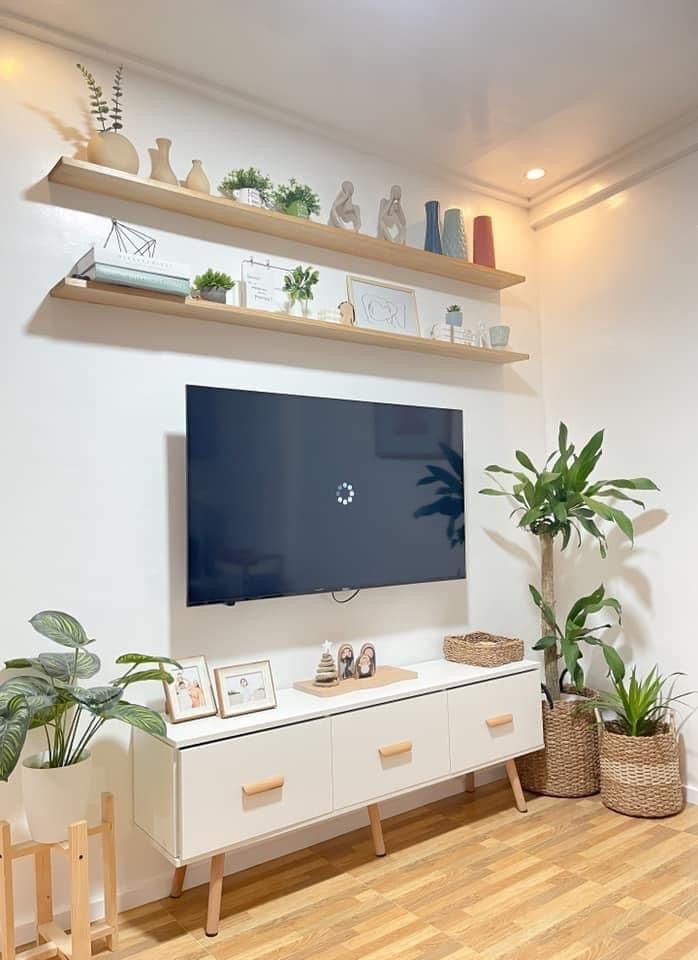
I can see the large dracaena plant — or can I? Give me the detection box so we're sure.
[0,611,179,781]
[529,584,624,695]
[479,423,657,697]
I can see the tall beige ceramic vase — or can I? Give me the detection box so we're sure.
[87,131,139,174]
[148,137,178,185]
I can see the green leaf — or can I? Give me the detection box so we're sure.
[558,422,568,454]
[478,488,511,496]
[112,669,175,688]
[3,658,37,669]
[532,634,558,650]
[100,701,166,737]
[29,611,91,648]
[601,645,626,683]
[69,686,123,711]
[38,650,101,681]
[0,676,58,720]
[0,695,30,781]
[115,653,182,667]
[608,477,658,491]
[610,507,635,543]
[515,450,537,474]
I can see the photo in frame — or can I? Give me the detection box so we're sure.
[214,660,277,718]
[164,655,217,723]
[347,276,420,337]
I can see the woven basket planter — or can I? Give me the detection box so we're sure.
[443,632,524,668]
[600,722,683,818]
[518,690,600,797]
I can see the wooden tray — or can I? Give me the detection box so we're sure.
[294,665,418,698]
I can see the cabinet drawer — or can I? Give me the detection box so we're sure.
[331,692,450,810]
[448,670,542,772]
[179,719,332,860]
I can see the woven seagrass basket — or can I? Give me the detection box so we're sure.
[518,689,600,797]
[443,632,524,668]
[600,720,683,818]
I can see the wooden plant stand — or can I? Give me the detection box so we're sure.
[0,793,118,960]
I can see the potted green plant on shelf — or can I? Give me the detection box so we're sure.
[0,610,179,842]
[273,179,321,219]
[283,265,320,316]
[586,664,695,817]
[479,423,657,796]
[192,269,235,304]
[219,167,273,207]
[76,63,139,175]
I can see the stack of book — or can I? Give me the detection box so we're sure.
[430,322,480,346]
[72,246,191,296]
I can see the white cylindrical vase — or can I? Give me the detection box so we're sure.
[22,752,93,843]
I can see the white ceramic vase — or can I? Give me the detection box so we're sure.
[86,131,139,175]
[22,752,92,843]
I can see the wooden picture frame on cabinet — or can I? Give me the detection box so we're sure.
[164,655,218,723]
[214,660,277,718]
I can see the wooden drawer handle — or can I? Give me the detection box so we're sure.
[486,714,514,729]
[378,740,413,758]
[242,776,285,796]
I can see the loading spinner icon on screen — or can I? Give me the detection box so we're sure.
[336,482,355,506]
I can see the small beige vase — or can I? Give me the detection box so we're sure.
[184,159,210,193]
[148,137,178,185]
[87,131,139,174]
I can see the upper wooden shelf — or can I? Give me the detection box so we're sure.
[47,158,526,291]
[50,278,529,364]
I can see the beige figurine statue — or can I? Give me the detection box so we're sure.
[377,185,407,244]
[329,180,361,231]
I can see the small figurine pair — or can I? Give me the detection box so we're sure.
[337,642,377,681]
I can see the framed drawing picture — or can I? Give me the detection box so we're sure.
[214,660,277,718]
[347,276,420,337]
[164,655,217,723]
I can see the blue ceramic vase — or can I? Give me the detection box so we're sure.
[424,200,442,254]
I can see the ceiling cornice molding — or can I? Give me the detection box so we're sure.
[0,10,529,209]
[529,111,698,229]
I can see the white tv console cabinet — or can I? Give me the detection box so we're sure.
[133,658,543,935]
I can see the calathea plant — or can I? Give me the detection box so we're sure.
[479,423,657,696]
[0,611,179,780]
[529,584,624,694]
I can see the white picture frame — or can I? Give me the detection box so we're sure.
[164,655,217,723]
[347,276,421,337]
[214,660,277,719]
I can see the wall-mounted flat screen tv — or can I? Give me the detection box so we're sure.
[186,386,465,605]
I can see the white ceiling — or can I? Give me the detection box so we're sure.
[4,0,698,203]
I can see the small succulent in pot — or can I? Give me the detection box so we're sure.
[192,269,235,303]
[219,167,273,207]
[445,304,463,326]
[273,179,321,218]
[283,265,320,316]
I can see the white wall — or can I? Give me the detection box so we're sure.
[538,153,698,797]
[0,30,544,925]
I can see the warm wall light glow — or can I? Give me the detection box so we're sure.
[0,57,19,79]
[525,168,546,181]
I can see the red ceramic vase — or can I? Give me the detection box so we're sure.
[473,215,496,268]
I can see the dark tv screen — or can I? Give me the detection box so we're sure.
[186,386,465,605]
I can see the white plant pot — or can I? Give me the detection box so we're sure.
[232,187,262,207]
[285,299,310,317]
[22,752,92,843]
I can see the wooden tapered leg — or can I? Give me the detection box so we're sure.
[505,758,528,813]
[205,854,225,937]
[367,803,386,857]
[101,793,118,949]
[69,820,91,960]
[34,846,53,944]
[464,772,476,794]
[0,822,16,960]
[170,865,187,899]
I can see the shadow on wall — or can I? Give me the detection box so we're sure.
[23,97,95,161]
[164,434,469,670]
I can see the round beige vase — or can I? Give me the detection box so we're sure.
[87,131,139,175]
[21,752,92,843]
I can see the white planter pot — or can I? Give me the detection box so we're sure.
[285,299,310,318]
[232,187,262,207]
[22,752,92,843]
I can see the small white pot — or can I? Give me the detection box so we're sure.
[285,299,311,317]
[22,752,93,843]
[232,187,262,207]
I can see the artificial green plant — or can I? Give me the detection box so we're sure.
[76,63,126,133]
[273,179,321,217]
[192,269,235,293]
[219,167,273,205]
[283,265,319,303]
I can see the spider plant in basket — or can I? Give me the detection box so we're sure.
[585,665,696,818]
[0,610,179,842]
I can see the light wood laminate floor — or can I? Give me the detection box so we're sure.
[99,780,698,960]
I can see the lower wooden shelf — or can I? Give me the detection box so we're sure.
[50,278,529,364]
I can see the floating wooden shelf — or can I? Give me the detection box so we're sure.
[50,278,530,364]
[47,158,526,291]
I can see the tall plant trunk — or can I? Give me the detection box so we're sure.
[539,532,559,699]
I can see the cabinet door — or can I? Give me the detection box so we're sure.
[448,670,543,772]
[331,692,450,810]
[179,718,332,860]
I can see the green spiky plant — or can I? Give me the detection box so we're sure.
[219,168,273,205]
[0,611,179,780]
[192,269,235,293]
[273,179,321,217]
[586,665,696,737]
[76,63,126,133]
[479,423,657,697]
[283,265,319,303]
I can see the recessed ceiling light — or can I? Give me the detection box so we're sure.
[525,168,546,181]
